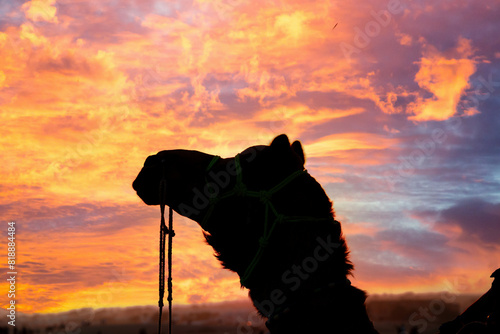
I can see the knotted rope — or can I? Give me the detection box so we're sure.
[159,167,174,334]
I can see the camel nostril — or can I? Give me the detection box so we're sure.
[132,177,142,192]
[132,172,148,192]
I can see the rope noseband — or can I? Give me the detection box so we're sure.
[201,154,337,287]
[158,162,174,334]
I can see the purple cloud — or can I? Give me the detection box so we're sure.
[436,198,500,246]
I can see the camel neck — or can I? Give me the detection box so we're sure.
[256,283,379,333]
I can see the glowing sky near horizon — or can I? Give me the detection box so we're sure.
[1,0,499,314]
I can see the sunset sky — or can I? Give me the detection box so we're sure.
[1,0,500,315]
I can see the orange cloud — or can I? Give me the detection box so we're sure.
[396,32,412,46]
[341,221,380,237]
[305,133,395,158]
[254,104,365,137]
[22,0,58,23]
[408,37,477,121]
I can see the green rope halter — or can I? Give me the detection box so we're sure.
[201,154,336,287]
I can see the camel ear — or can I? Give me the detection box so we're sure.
[270,134,290,149]
[291,140,305,165]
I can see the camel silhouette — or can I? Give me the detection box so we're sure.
[133,134,498,334]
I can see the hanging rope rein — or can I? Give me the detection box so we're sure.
[158,164,174,334]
